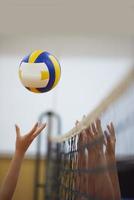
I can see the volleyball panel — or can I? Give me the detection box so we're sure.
[19,50,61,93]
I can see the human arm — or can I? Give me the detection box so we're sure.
[0,122,46,200]
[91,119,114,200]
[104,122,121,200]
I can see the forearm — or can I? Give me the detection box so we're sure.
[0,151,24,200]
[105,152,121,200]
[94,152,114,200]
[87,152,96,197]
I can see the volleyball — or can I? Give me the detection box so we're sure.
[19,50,61,93]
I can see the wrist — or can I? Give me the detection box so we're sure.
[14,150,25,160]
[96,152,107,166]
[105,151,116,160]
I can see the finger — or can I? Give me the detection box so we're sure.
[104,130,107,144]
[28,122,38,135]
[78,133,82,147]
[78,132,82,141]
[86,128,94,151]
[104,130,111,145]
[104,130,108,136]
[81,130,87,144]
[32,123,46,138]
[107,124,112,134]
[86,126,94,140]
[36,123,46,133]
[91,122,98,135]
[80,132,84,145]
[15,124,20,138]
[96,118,103,135]
[104,130,109,143]
[110,122,115,135]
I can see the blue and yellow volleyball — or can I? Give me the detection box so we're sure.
[19,50,61,93]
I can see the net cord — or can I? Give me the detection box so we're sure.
[51,68,134,142]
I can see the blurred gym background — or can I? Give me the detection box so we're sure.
[0,0,134,199]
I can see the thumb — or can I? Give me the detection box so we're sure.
[15,124,20,138]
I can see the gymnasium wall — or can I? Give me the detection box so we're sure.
[0,52,132,155]
[0,156,45,200]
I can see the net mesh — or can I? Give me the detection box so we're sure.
[45,68,134,200]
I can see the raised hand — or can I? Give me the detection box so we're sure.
[104,122,116,155]
[15,122,46,156]
[91,118,106,154]
[90,119,115,200]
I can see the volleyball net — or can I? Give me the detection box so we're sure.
[45,68,134,200]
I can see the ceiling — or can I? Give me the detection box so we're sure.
[0,35,134,59]
[0,0,134,36]
[0,0,134,59]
